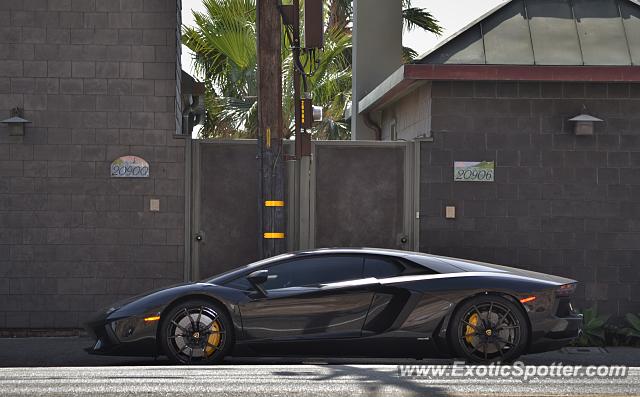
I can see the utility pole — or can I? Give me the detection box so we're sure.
[257,0,286,258]
[291,0,322,158]
[292,0,302,157]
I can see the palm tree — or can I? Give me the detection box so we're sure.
[183,0,441,139]
[183,0,258,138]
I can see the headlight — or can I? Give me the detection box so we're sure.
[110,317,141,340]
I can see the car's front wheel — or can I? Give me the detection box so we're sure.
[449,295,529,363]
[160,299,233,364]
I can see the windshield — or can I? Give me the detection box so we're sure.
[204,252,296,284]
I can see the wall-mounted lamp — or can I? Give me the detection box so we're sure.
[569,110,603,137]
[1,107,31,136]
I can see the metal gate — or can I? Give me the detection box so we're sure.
[191,140,261,279]
[190,140,418,280]
[304,141,417,250]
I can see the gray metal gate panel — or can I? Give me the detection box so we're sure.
[309,141,415,250]
[191,140,418,278]
[192,140,260,279]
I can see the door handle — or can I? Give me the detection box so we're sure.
[400,236,408,244]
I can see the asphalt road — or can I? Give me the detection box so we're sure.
[0,338,639,396]
[0,365,638,396]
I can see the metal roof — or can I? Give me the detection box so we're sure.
[0,116,31,124]
[417,0,640,66]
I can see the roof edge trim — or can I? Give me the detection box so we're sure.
[358,65,411,114]
[358,64,640,114]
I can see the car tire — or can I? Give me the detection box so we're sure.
[160,298,233,365]
[449,294,529,364]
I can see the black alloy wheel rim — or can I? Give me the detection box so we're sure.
[167,306,226,363]
[457,301,521,361]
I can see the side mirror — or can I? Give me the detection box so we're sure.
[247,270,268,296]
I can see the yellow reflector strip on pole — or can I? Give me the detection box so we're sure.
[264,232,285,239]
[265,201,285,207]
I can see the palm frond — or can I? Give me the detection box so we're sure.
[403,7,442,35]
[184,0,441,140]
[402,46,418,63]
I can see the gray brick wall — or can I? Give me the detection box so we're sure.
[420,81,640,316]
[0,0,184,329]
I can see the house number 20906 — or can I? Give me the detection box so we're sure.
[453,161,495,182]
[455,168,494,181]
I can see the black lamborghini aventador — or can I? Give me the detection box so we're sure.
[86,248,583,364]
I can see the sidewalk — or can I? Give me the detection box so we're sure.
[0,336,638,367]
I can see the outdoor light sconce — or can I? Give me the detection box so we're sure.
[569,111,603,137]
[1,107,31,136]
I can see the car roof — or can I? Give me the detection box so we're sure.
[205,248,463,284]
[294,247,420,257]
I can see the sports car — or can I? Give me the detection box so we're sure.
[85,248,582,364]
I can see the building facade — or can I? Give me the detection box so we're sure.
[3,0,640,330]
[358,0,640,315]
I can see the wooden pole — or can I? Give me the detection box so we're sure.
[293,0,302,159]
[257,0,286,258]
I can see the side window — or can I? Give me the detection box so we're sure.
[263,256,364,290]
[363,257,405,279]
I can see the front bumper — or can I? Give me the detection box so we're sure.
[85,313,160,357]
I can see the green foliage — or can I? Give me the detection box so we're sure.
[618,313,640,346]
[402,7,442,35]
[182,0,259,138]
[282,26,353,140]
[182,0,442,139]
[570,306,640,347]
[573,306,610,347]
[183,0,353,139]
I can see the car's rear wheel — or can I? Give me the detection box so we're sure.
[449,295,528,363]
[160,299,233,364]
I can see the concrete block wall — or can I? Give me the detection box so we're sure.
[420,81,640,315]
[0,0,184,328]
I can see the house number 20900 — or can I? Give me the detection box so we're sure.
[110,155,150,178]
[111,164,150,177]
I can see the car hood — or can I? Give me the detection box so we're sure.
[435,256,577,285]
[95,282,193,316]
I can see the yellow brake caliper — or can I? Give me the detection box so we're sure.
[204,320,221,357]
[465,313,478,344]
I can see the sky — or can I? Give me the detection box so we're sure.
[180,0,507,77]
